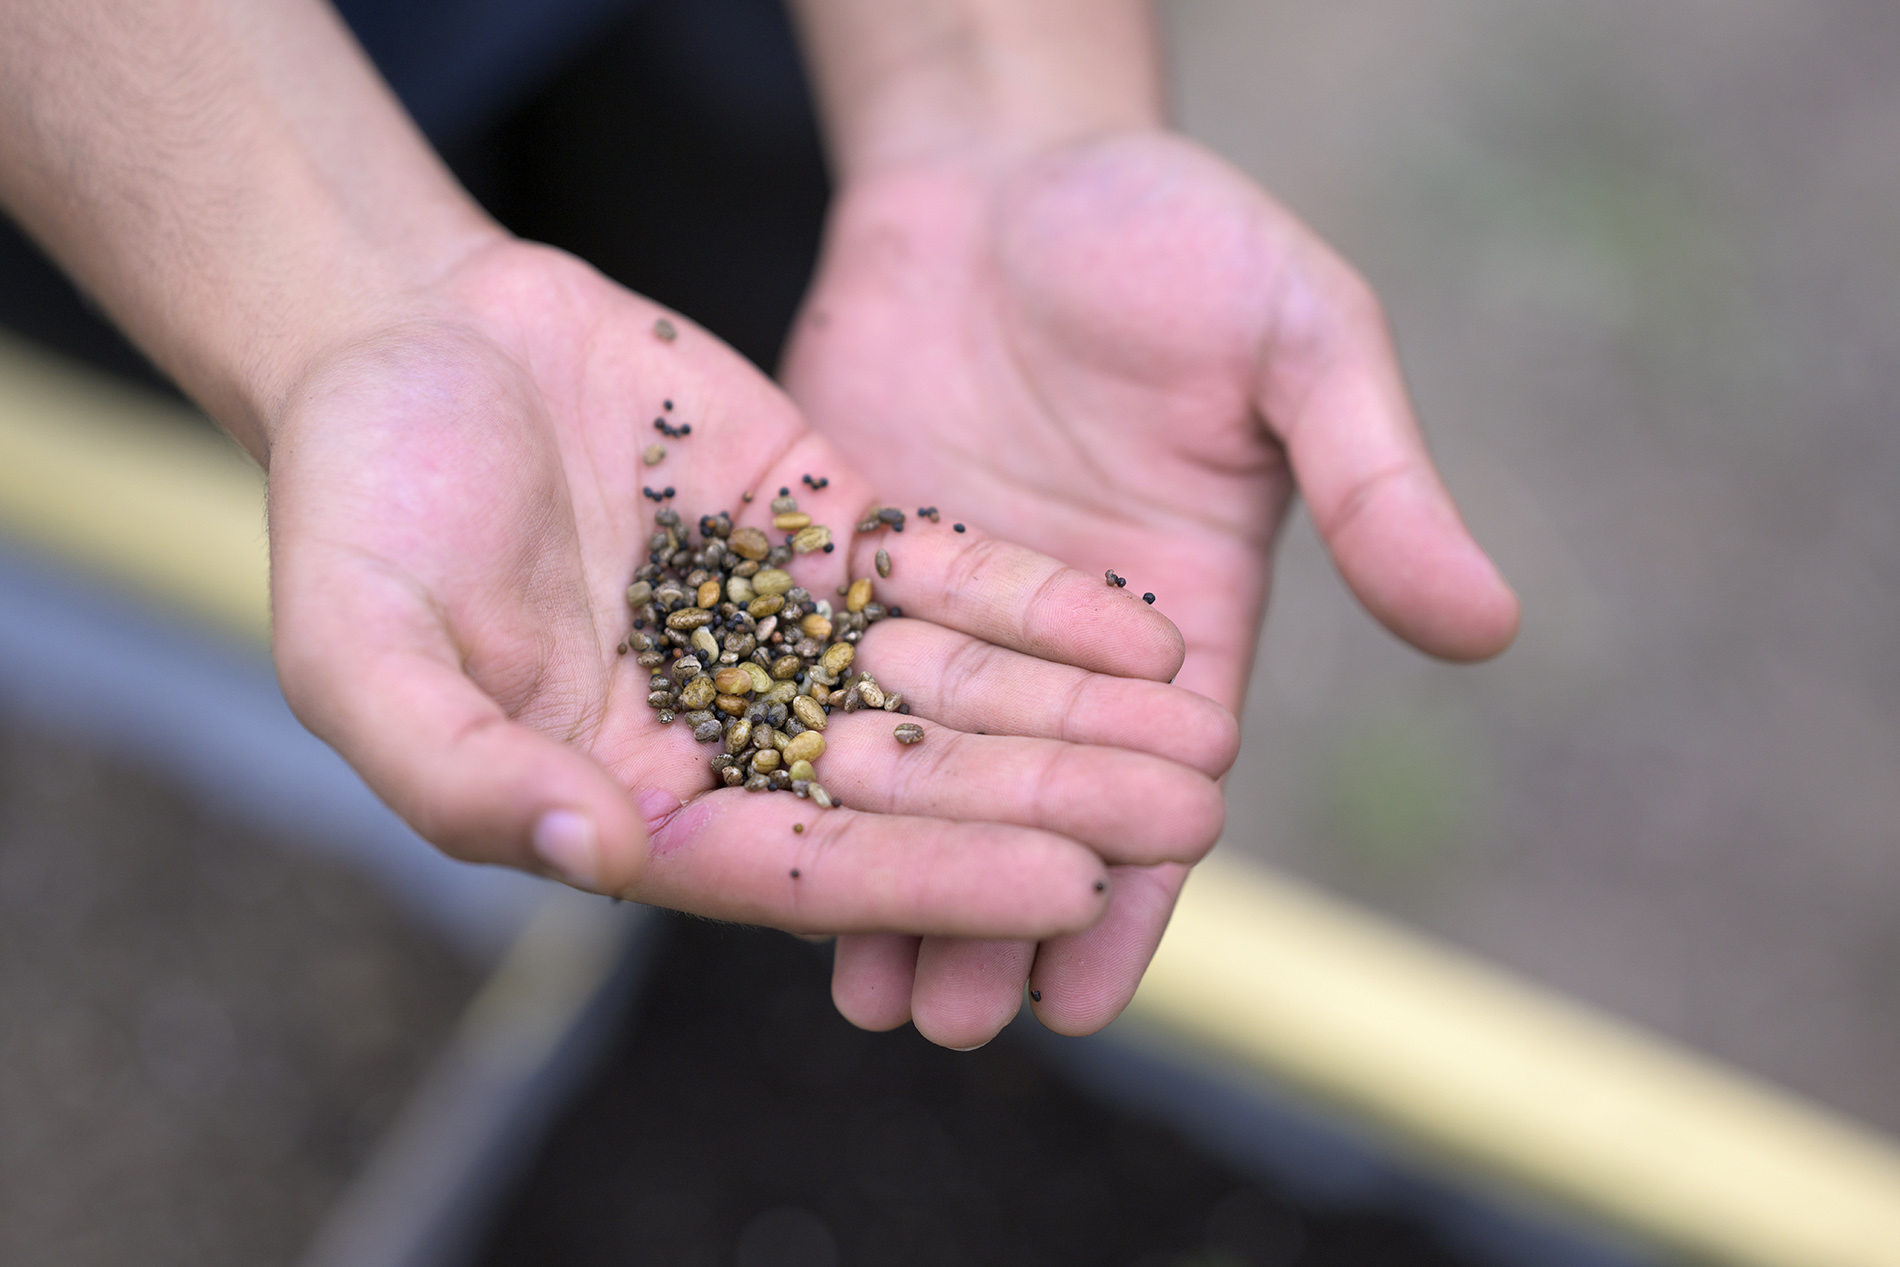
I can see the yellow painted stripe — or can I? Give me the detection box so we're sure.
[1132,858,1900,1267]
[7,332,1900,1267]
[0,333,268,640]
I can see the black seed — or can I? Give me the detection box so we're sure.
[953,523,966,533]
[889,606,903,618]
[1093,881,1106,892]
[664,399,673,410]
[790,868,800,878]
[1143,592,1156,604]
[780,486,789,495]
[665,486,675,497]
[823,542,834,553]
[1030,990,1041,1003]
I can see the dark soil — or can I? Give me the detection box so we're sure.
[478,916,1480,1267]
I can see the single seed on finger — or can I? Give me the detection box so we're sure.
[1030,989,1041,1003]
[642,443,666,465]
[953,523,965,533]
[1143,592,1156,604]
[653,317,678,341]
[894,722,924,745]
[773,511,811,531]
[874,548,891,578]
[792,823,804,834]
[809,784,833,809]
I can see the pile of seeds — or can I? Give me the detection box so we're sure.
[623,496,912,809]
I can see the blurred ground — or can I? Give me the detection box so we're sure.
[0,721,479,1267]
[1170,1,1900,1131]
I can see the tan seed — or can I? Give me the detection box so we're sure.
[809,681,831,706]
[894,722,925,745]
[809,784,834,810]
[748,594,785,618]
[728,527,770,561]
[713,667,753,696]
[696,579,722,609]
[800,613,833,641]
[882,692,905,712]
[680,676,715,710]
[846,578,874,613]
[691,627,719,659]
[627,581,653,605]
[726,575,754,604]
[784,731,826,764]
[788,759,816,782]
[752,568,794,596]
[751,748,781,773]
[755,615,779,642]
[762,681,798,706]
[821,643,855,676]
[792,695,827,731]
[875,549,891,579]
[770,494,799,514]
[858,680,886,710]
[724,719,752,754]
[742,662,773,693]
[773,511,812,531]
[666,607,713,630]
[792,525,832,554]
[642,443,666,466]
[770,654,802,681]
[715,694,748,716]
[772,729,792,752]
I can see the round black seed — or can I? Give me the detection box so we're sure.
[822,542,834,553]
[1030,990,1042,1003]
[1094,881,1106,892]
[664,399,673,410]
[790,868,800,878]
[953,523,965,532]
[780,486,789,495]
[1143,592,1156,604]
[889,606,903,617]
[665,486,675,497]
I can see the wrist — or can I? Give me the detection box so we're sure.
[790,0,1165,181]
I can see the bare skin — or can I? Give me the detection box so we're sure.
[0,1,1232,947]
[787,0,1519,1046]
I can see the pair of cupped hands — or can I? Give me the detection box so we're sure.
[267,132,1517,1051]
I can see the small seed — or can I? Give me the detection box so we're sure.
[770,494,799,514]
[787,759,816,783]
[769,654,802,681]
[792,525,832,554]
[680,676,715,709]
[762,681,798,706]
[626,581,653,606]
[721,765,745,786]
[1029,990,1041,1003]
[715,694,748,716]
[751,568,794,596]
[755,615,778,642]
[1143,592,1156,604]
[820,643,854,676]
[792,695,828,731]
[742,661,773,693]
[654,317,678,341]
[875,548,891,578]
[882,692,904,712]
[747,594,785,618]
[744,773,771,792]
[713,666,753,695]
[784,731,826,764]
[728,527,770,561]
[646,690,671,710]
[800,613,833,641]
[726,575,754,604]
[773,511,811,531]
[953,523,966,533]
[894,722,925,745]
[696,579,721,608]
[751,748,782,773]
[840,685,862,713]
[846,578,874,613]
[792,823,804,834]
[643,443,666,466]
[857,680,886,710]
[666,607,714,630]
[693,719,723,743]
[810,783,834,810]
[725,719,753,754]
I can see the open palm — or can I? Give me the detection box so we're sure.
[262,237,1231,947]
[783,131,1518,1043]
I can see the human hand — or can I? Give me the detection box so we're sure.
[265,235,1231,942]
[781,129,1519,1044]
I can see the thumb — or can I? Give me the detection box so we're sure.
[275,620,647,894]
[1257,251,1519,661]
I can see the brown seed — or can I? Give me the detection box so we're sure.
[636,650,665,668]
[744,773,770,792]
[751,748,782,773]
[695,719,724,744]
[784,731,826,764]
[626,581,653,606]
[788,759,816,782]
[800,613,834,641]
[792,695,828,731]
[809,784,834,810]
[728,527,770,561]
[875,549,891,579]
[642,443,666,466]
[742,661,774,693]
[820,643,855,676]
[809,681,831,706]
[747,594,785,618]
[715,694,748,716]
[894,722,925,745]
[713,666,753,696]
[769,654,802,681]
[721,765,745,786]
[882,692,904,712]
[751,568,794,596]
[761,681,798,706]
[792,822,804,834]
[646,690,671,710]
[846,577,874,613]
[841,685,862,713]
[793,637,824,660]
[792,525,832,554]
[773,511,812,531]
[654,317,678,341]
[724,719,753,754]
[666,607,714,630]
[770,494,799,514]
[696,579,722,609]
[857,680,886,710]
[679,676,715,709]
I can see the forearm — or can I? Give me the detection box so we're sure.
[787,0,1165,179]
[0,0,498,456]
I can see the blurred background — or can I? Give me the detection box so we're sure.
[0,0,1895,1262]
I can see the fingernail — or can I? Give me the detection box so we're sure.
[532,810,599,890]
